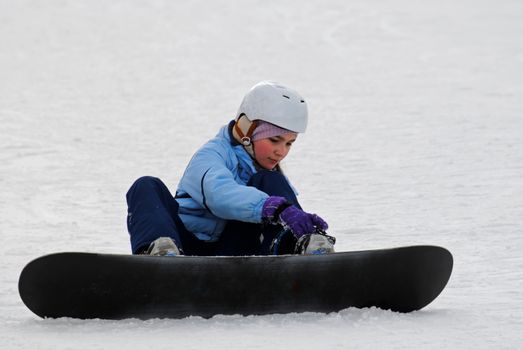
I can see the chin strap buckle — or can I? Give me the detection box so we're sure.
[241,136,251,146]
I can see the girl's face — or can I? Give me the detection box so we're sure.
[252,133,298,170]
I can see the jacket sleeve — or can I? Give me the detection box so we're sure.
[178,142,269,223]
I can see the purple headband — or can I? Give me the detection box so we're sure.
[251,121,295,141]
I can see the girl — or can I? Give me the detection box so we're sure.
[126,81,335,256]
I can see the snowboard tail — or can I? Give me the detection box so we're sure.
[19,245,453,319]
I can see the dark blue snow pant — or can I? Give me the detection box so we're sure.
[126,170,300,256]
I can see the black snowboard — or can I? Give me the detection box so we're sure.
[19,245,453,320]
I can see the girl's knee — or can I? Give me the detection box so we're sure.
[133,176,161,187]
[249,170,287,187]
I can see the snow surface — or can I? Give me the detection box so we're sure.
[1,0,523,348]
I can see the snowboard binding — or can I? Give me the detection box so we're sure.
[269,228,336,255]
[295,229,336,255]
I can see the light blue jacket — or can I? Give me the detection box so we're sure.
[175,122,272,241]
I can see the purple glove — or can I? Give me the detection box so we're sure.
[262,196,328,238]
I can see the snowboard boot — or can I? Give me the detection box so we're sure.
[295,233,336,255]
[147,237,181,256]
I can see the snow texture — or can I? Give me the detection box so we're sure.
[1,0,523,348]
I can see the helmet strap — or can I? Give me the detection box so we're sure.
[232,115,258,159]
[234,115,258,146]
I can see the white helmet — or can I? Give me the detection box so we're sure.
[236,81,308,133]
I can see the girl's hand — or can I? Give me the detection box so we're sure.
[262,196,328,238]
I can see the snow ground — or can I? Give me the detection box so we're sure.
[1,0,523,348]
